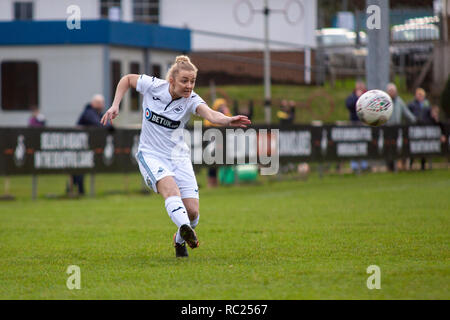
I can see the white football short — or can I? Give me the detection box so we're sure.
[135,150,199,199]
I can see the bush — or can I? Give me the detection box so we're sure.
[441,75,450,119]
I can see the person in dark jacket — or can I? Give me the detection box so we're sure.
[407,88,431,170]
[233,99,254,122]
[346,81,368,173]
[69,94,107,196]
[426,105,447,144]
[77,95,107,127]
[420,105,448,170]
[408,88,430,120]
[346,81,366,122]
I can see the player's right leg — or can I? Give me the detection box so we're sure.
[172,158,200,248]
[157,177,199,253]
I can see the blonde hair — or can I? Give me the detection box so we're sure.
[166,55,198,81]
[416,88,426,97]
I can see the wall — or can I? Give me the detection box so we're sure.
[0,0,100,21]
[108,47,180,127]
[149,50,180,78]
[34,0,99,20]
[160,0,317,50]
[108,46,144,126]
[0,1,13,21]
[0,45,103,127]
[190,50,314,85]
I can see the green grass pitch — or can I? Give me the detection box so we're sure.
[0,169,449,299]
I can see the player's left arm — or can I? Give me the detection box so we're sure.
[196,104,251,128]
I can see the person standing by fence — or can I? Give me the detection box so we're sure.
[385,83,416,171]
[68,94,109,196]
[346,81,368,173]
[203,98,232,188]
[408,88,430,170]
[28,106,46,127]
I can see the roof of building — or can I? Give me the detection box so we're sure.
[0,20,190,52]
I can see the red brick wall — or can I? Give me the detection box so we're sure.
[190,51,316,86]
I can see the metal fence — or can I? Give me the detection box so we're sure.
[317,10,444,92]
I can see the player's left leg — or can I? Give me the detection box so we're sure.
[173,158,201,248]
[183,198,199,229]
[154,175,199,256]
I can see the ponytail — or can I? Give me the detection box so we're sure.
[166,55,198,81]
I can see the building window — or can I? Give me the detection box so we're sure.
[130,62,141,111]
[100,0,122,20]
[1,62,39,111]
[111,61,122,109]
[14,2,33,20]
[152,64,161,78]
[133,0,159,24]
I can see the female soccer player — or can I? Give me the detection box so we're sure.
[100,56,251,258]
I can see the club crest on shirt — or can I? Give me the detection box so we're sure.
[145,108,152,120]
[173,106,184,114]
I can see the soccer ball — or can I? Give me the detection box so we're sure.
[297,163,310,180]
[356,90,393,126]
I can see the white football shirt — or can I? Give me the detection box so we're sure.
[136,75,206,159]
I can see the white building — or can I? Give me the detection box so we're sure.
[0,0,317,50]
[0,0,317,127]
[0,0,188,127]
[161,0,317,51]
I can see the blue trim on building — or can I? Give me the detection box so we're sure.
[0,20,190,52]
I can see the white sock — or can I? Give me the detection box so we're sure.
[165,196,190,228]
[175,229,184,244]
[190,214,200,229]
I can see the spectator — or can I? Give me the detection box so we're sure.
[277,100,298,174]
[28,106,46,127]
[68,94,108,196]
[277,99,295,126]
[77,94,108,126]
[203,98,231,188]
[346,81,368,173]
[431,106,447,144]
[386,83,416,126]
[385,83,416,171]
[204,98,231,127]
[422,105,443,127]
[233,99,254,121]
[408,88,430,170]
[421,105,448,170]
[408,88,430,121]
[427,105,447,144]
[289,100,296,123]
[346,81,366,122]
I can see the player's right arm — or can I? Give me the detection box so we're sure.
[101,74,140,126]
